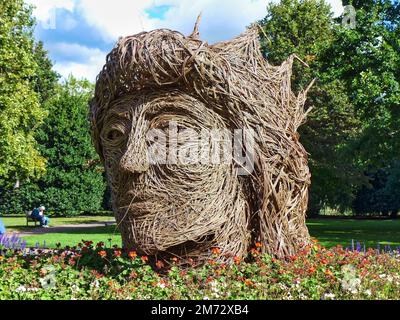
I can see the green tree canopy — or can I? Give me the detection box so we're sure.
[259,0,364,214]
[0,78,106,214]
[0,0,47,187]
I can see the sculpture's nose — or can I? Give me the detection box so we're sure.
[119,137,149,173]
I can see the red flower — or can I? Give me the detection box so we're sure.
[83,240,93,247]
[113,250,122,258]
[98,250,107,258]
[141,256,149,263]
[96,242,104,248]
[155,260,165,269]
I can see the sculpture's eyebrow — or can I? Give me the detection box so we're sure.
[106,107,131,120]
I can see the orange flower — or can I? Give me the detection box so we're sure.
[255,242,262,248]
[171,257,179,263]
[325,269,333,277]
[244,279,254,286]
[98,250,107,258]
[233,256,241,265]
[250,248,259,255]
[128,251,137,259]
[155,260,165,269]
[309,266,316,273]
[141,255,149,263]
[311,238,319,243]
[211,247,221,255]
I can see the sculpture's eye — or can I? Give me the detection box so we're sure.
[106,129,124,141]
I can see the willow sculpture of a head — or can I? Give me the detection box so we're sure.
[90,20,313,264]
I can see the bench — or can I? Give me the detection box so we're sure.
[25,211,39,227]
[104,220,117,227]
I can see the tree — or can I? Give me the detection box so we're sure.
[322,0,400,168]
[259,0,364,214]
[0,78,106,214]
[319,0,399,215]
[0,0,47,187]
[32,41,59,104]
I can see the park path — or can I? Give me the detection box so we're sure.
[14,221,116,237]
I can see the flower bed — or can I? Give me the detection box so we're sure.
[1,236,400,300]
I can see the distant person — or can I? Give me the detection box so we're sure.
[31,205,50,228]
[0,219,5,235]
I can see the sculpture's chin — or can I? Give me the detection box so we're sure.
[116,203,210,256]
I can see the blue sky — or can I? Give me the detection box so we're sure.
[27,0,344,82]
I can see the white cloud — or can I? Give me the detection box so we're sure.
[152,0,269,43]
[326,0,344,17]
[77,0,160,42]
[27,0,75,22]
[50,43,107,81]
[28,0,344,80]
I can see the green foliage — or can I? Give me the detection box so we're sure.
[259,0,363,213]
[323,0,400,168]
[0,0,47,187]
[259,0,400,215]
[0,78,106,215]
[353,161,400,216]
[31,41,59,103]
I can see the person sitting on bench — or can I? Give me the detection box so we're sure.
[31,205,50,228]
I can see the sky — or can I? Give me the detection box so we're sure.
[26,0,345,82]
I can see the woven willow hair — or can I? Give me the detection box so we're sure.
[90,19,313,264]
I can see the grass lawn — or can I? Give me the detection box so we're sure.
[2,215,121,248]
[2,216,400,249]
[307,218,400,248]
[21,225,122,248]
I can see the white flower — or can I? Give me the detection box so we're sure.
[15,285,27,293]
[365,289,372,296]
[157,282,166,289]
[340,264,361,294]
[71,285,80,293]
[90,280,100,288]
[324,293,336,300]
[203,296,210,300]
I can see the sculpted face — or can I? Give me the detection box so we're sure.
[100,90,249,258]
[91,26,312,263]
